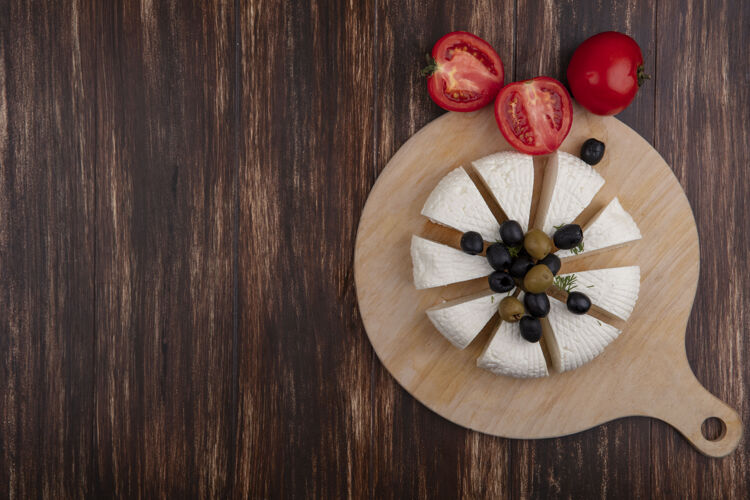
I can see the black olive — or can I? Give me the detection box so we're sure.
[499,220,524,247]
[486,243,512,271]
[509,255,535,279]
[580,138,605,165]
[539,254,561,275]
[524,293,550,318]
[566,291,592,315]
[460,231,484,255]
[488,271,515,293]
[519,316,542,342]
[553,224,583,250]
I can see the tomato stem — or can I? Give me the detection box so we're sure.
[421,54,439,77]
[637,65,651,87]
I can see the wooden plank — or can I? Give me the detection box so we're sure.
[92,1,235,497]
[652,0,750,497]
[0,1,96,497]
[1,0,746,496]
[512,1,655,497]
[234,0,375,497]
[372,1,515,498]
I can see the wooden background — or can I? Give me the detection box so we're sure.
[0,0,747,498]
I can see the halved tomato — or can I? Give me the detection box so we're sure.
[494,77,573,155]
[423,31,504,112]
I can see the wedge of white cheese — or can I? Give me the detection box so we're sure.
[556,197,641,258]
[537,151,605,235]
[557,266,640,320]
[421,166,499,242]
[472,152,534,232]
[477,293,549,378]
[426,290,502,349]
[544,296,621,373]
[411,235,493,289]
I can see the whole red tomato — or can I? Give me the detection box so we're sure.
[566,32,648,115]
[423,31,504,112]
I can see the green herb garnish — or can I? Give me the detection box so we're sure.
[491,296,495,303]
[553,223,568,230]
[586,284,594,288]
[420,54,438,76]
[554,274,578,293]
[507,245,522,258]
[571,241,584,255]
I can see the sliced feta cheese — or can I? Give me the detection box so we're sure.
[477,309,549,378]
[426,290,502,349]
[556,197,641,258]
[411,235,493,289]
[421,166,499,242]
[472,152,534,232]
[557,267,640,320]
[537,151,605,235]
[544,296,621,373]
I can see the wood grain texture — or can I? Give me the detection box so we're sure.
[93,1,235,497]
[0,0,748,497]
[234,0,375,497]
[373,1,515,498]
[0,1,96,497]
[652,0,750,497]
[512,1,656,497]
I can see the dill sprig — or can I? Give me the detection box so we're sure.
[507,245,522,258]
[571,240,584,255]
[554,274,578,293]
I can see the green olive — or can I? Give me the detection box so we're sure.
[499,296,525,323]
[524,229,553,260]
[524,264,554,293]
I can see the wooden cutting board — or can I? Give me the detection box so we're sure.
[353,104,742,457]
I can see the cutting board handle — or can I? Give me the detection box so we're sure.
[648,370,742,457]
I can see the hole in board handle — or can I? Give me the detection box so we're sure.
[701,417,727,441]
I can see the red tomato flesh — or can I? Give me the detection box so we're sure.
[494,77,573,155]
[426,31,504,112]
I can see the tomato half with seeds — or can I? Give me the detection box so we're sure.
[423,31,504,112]
[494,77,573,155]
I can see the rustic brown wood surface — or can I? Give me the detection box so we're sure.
[0,0,747,498]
